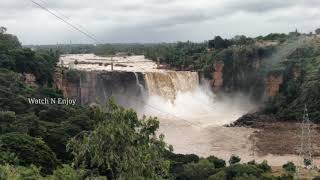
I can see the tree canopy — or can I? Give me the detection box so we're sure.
[68,99,170,179]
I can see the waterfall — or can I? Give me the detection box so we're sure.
[141,71,255,126]
[143,71,199,101]
[133,72,145,96]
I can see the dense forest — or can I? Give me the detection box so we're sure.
[2,27,320,179]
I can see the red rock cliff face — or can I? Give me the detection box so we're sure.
[212,60,224,92]
[209,58,285,99]
[265,74,283,98]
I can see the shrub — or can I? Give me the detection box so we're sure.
[207,155,226,168]
[0,133,58,174]
[225,164,263,179]
[257,160,271,172]
[50,164,83,180]
[178,159,215,180]
[0,164,43,180]
[0,111,16,133]
[165,151,199,164]
[65,69,80,83]
[208,170,227,180]
[229,155,241,165]
[282,162,296,174]
[0,151,19,165]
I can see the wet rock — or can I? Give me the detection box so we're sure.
[227,112,277,127]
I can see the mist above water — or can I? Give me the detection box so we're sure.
[136,72,257,159]
[141,81,255,127]
[137,71,256,127]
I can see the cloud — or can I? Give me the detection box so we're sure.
[0,0,319,44]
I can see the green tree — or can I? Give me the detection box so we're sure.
[67,99,170,179]
[233,35,254,46]
[0,111,16,133]
[229,155,241,165]
[208,170,227,180]
[225,164,263,180]
[0,30,21,49]
[256,160,271,173]
[208,36,230,49]
[0,27,7,34]
[207,155,226,169]
[0,133,58,174]
[282,162,296,174]
[49,165,83,180]
[304,158,312,167]
[178,159,215,180]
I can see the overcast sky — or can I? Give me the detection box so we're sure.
[1,0,319,45]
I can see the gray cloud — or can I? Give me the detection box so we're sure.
[225,0,296,13]
[0,0,319,44]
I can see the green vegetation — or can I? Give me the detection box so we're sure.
[265,43,320,122]
[229,155,241,165]
[0,28,96,175]
[2,28,320,179]
[282,162,296,174]
[68,99,170,179]
[257,33,289,43]
[0,133,58,174]
[0,28,58,85]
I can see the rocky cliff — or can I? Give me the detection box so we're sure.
[211,60,224,92]
[210,58,282,99]
[54,68,199,108]
[54,68,144,107]
[265,73,283,98]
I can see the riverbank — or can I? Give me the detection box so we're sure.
[157,116,320,166]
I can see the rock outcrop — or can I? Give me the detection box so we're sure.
[212,60,224,92]
[227,112,277,127]
[23,73,37,87]
[265,73,283,98]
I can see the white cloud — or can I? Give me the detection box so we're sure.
[0,0,319,44]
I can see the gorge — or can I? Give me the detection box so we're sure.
[53,53,316,166]
[2,19,320,178]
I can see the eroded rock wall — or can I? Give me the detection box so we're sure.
[54,68,144,107]
[210,59,284,99]
[212,60,224,92]
[265,74,283,98]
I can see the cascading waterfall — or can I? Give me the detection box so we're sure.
[137,70,254,127]
[143,71,199,101]
[58,54,284,164]
[62,67,256,161]
[133,72,145,96]
[136,70,256,160]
